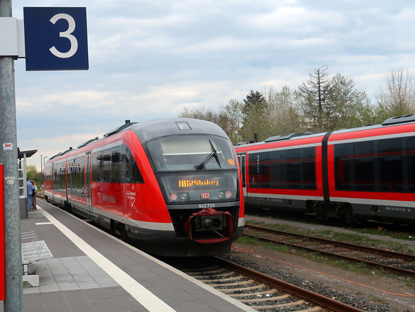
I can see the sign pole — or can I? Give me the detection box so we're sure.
[0,0,23,310]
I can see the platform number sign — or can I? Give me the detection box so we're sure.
[23,7,88,71]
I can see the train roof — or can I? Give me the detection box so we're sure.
[235,131,327,150]
[129,118,228,143]
[235,114,415,150]
[45,118,229,164]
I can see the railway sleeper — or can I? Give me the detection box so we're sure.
[257,299,305,310]
[294,307,322,312]
[182,266,222,273]
[200,275,247,282]
[219,284,267,293]
[207,279,255,286]
[230,289,280,299]
[239,293,291,303]
[189,270,235,279]
[187,268,228,276]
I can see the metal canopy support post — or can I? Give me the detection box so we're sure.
[0,0,23,310]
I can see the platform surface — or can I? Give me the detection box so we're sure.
[1,200,255,312]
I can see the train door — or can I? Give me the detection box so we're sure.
[86,153,92,217]
[237,154,247,197]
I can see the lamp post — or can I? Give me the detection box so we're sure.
[0,0,23,310]
[41,156,48,188]
[43,156,48,168]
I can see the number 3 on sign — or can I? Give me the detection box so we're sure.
[49,13,78,59]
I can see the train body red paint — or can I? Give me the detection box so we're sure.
[44,119,244,256]
[235,115,415,224]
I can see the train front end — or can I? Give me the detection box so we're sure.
[136,120,244,256]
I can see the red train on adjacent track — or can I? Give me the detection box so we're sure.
[235,115,415,224]
[44,118,244,256]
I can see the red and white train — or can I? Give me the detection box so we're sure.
[235,115,415,224]
[44,118,244,256]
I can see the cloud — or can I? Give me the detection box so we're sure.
[8,0,415,172]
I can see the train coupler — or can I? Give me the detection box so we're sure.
[184,208,234,243]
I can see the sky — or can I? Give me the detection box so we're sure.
[9,0,415,171]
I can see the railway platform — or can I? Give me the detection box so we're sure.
[2,200,255,312]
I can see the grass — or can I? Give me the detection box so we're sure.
[246,220,415,255]
[235,234,415,290]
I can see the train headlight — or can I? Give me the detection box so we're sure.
[218,191,224,199]
[180,193,188,200]
[225,190,232,198]
[170,193,178,201]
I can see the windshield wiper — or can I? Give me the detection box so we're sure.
[194,140,222,170]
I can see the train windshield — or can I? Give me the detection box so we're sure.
[146,135,237,172]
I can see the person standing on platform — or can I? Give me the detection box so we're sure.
[31,180,37,210]
[27,180,34,211]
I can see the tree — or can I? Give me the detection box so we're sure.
[266,86,306,135]
[26,165,41,188]
[179,101,244,143]
[240,90,270,141]
[298,66,333,131]
[375,69,415,121]
[299,67,376,131]
[217,100,244,143]
[180,105,218,122]
[328,74,375,129]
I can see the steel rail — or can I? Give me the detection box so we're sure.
[215,257,365,312]
[244,224,415,278]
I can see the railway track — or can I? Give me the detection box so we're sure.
[170,257,364,312]
[244,224,415,278]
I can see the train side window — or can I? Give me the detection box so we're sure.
[111,150,121,183]
[53,161,66,192]
[123,146,144,183]
[237,155,246,187]
[269,150,287,188]
[92,153,103,182]
[249,152,270,188]
[378,138,403,192]
[300,148,316,189]
[102,153,111,182]
[269,147,316,190]
[92,145,143,184]
[408,137,415,192]
[353,142,375,191]
[69,156,85,196]
[334,143,353,191]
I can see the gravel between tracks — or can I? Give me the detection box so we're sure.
[220,216,415,312]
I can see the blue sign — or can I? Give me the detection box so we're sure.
[23,7,88,71]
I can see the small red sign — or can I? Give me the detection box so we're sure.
[2,143,12,151]
[200,192,210,199]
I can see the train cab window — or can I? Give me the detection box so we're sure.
[146,135,237,172]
